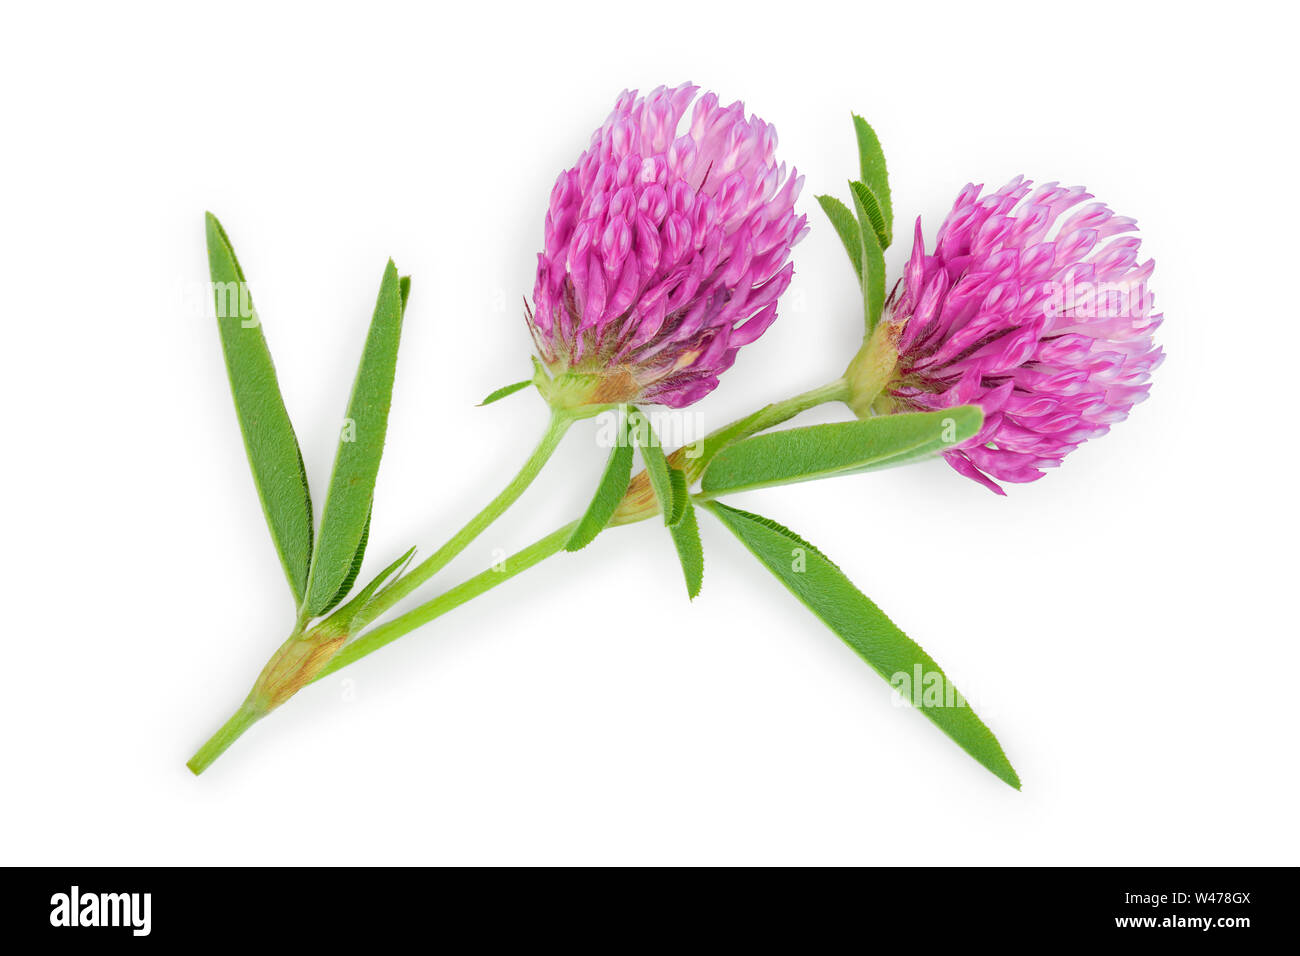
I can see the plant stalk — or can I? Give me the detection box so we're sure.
[353,406,578,627]
[187,407,581,774]
[186,699,264,775]
[315,521,578,680]
[318,376,851,676]
[190,377,848,771]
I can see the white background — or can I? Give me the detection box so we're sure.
[2,0,1296,866]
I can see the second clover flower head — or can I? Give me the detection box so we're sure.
[530,83,808,409]
[853,177,1164,493]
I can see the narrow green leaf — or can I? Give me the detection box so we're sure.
[565,408,634,552]
[319,506,371,616]
[314,277,412,616]
[318,275,411,617]
[329,544,416,631]
[478,379,532,406]
[205,212,314,607]
[627,407,675,524]
[364,545,419,613]
[850,179,890,253]
[666,467,689,527]
[704,502,1019,789]
[849,181,887,334]
[851,114,892,247]
[304,261,407,616]
[668,501,704,599]
[701,406,983,497]
[815,195,863,284]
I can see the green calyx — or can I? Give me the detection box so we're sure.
[532,353,645,413]
[843,320,902,419]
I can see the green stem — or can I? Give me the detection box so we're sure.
[352,407,576,628]
[187,404,613,775]
[190,377,850,771]
[186,699,264,775]
[315,521,578,680]
[316,376,851,677]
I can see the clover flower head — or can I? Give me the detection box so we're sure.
[868,177,1163,493]
[530,83,807,408]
